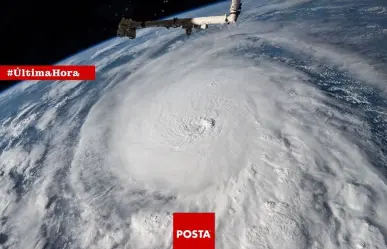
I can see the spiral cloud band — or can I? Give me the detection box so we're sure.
[0,0,386,249]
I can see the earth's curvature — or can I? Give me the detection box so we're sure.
[1,0,387,248]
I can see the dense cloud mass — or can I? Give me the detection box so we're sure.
[0,0,386,249]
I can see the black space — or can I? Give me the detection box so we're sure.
[1,0,221,92]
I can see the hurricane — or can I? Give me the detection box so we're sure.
[0,0,386,248]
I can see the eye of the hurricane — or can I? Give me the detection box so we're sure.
[166,116,217,149]
[181,117,215,137]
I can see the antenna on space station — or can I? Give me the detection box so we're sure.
[117,0,242,39]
